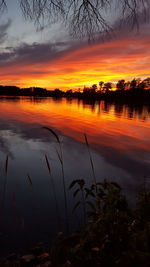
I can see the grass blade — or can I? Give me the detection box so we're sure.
[42,127,60,143]
[56,140,69,234]
[5,155,9,175]
[45,154,51,175]
[55,148,63,165]
[72,201,81,213]
[43,126,69,234]
[84,133,89,148]
[84,133,97,190]
[1,155,9,209]
[27,174,33,186]
[45,154,61,229]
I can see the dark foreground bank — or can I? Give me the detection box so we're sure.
[1,179,150,267]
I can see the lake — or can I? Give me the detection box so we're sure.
[0,96,150,255]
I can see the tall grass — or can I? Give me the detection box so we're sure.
[69,179,87,225]
[27,173,33,186]
[42,128,97,232]
[1,155,9,209]
[45,154,61,229]
[43,127,69,234]
[84,134,97,193]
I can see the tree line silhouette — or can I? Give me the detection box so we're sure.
[83,77,150,93]
[0,77,150,104]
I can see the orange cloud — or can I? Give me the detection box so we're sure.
[0,33,150,90]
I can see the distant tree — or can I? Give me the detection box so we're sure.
[136,77,150,90]
[83,86,89,93]
[66,89,73,95]
[143,77,150,89]
[53,88,63,96]
[91,84,97,92]
[0,85,20,95]
[33,87,47,95]
[137,81,146,90]
[99,81,104,92]
[66,89,72,93]
[130,79,138,90]
[125,81,131,90]
[103,82,112,92]
[116,80,126,91]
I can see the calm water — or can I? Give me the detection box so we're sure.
[0,96,150,255]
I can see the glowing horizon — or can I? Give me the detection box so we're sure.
[0,33,150,91]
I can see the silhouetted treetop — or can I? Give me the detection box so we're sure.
[0,0,149,39]
[116,80,126,91]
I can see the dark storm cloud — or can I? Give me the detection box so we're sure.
[0,40,74,67]
[13,42,68,63]
[0,19,12,44]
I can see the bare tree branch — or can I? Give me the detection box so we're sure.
[0,0,149,40]
[0,0,7,13]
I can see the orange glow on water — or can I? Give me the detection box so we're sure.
[0,97,149,155]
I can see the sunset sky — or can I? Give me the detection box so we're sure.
[0,1,150,90]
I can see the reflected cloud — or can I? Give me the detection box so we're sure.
[0,97,149,183]
[0,132,13,158]
[0,97,149,254]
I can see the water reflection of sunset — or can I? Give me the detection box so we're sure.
[0,97,149,252]
[0,98,149,155]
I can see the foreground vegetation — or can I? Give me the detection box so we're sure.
[1,179,150,267]
[0,129,149,266]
